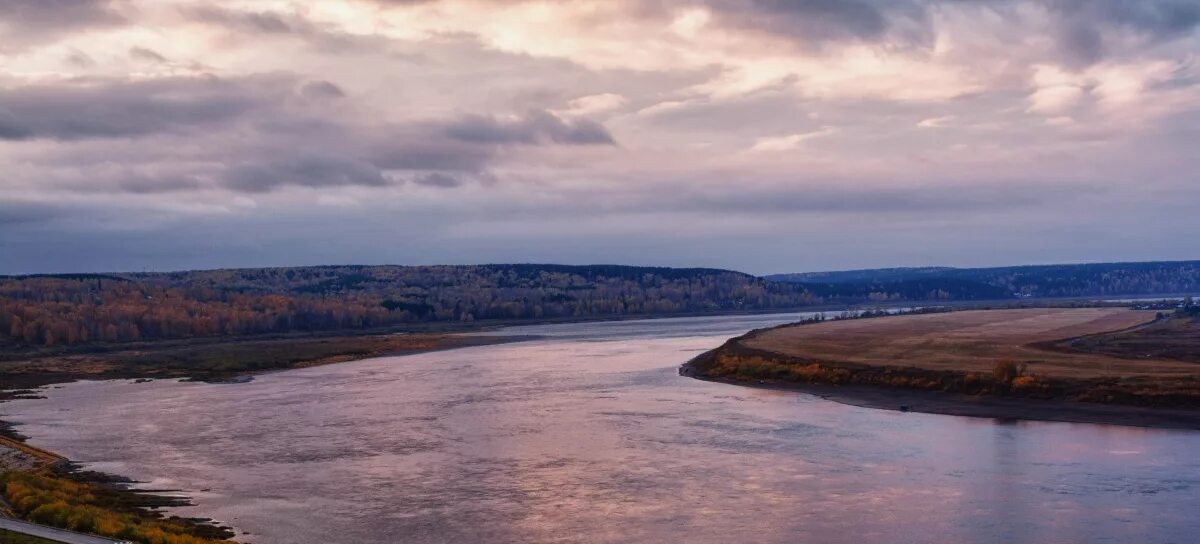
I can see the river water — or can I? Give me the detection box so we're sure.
[3,313,1199,544]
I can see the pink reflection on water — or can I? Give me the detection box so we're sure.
[2,313,1198,544]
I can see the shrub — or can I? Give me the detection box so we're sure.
[992,360,1027,384]
[1010,376,1041,389]
[0,471,229,544]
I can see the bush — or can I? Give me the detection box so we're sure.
[992,360,1027,384]
[0,471,228,544]
[1010,375,1046,390]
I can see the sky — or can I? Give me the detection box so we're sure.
[1,0,1199,276]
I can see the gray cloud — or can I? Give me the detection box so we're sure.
[0,73,618,195]
[671,182,1049,215]
[298,80,345,99]
[227,1,1200,67]
[179,4,376,53]
[1061,0,1200,37]
[445,109,615,145]
[183,6,299,34]
[222,156,390,193]
[113,176,205,194]
[703,0,915,46]
[54,172,209,194]
[64,49,96,67]
[414,172,464,188]
[2,0,1198,275]
[1057,20,1105,65]
[0,200,63,226]
[129,46,167,63]
[0,0,124,49]
[0,76,282,141]
[1047,0,1200,65]
[365,137,495,172]
[696,0,1200,63]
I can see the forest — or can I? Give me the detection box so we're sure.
[0,265,821,347]
[3,261,1196,348]
[769,260,1200,299]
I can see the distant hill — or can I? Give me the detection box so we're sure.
[0,264,821,347]
[796,277,1014,302]
[5,260,1198,349]
[769,260,1200,299]
[771,267,958,284]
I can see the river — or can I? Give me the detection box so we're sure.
[3,313,1199,543]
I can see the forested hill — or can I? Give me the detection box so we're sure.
[5,261,1195,349]
[769,260,1200,299]
[1,264,825,347]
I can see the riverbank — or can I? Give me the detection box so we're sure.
[682,370,1200,430]
[1,430,238,542]
[682,308,1200,430]
[0,332,535,404]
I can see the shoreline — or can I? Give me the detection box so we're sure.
[0,333,539,404]
[683,369,1200,430]
[681,307,1200,431]
[1,330,536,438]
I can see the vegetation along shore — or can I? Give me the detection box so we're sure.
[683,301,1200,429]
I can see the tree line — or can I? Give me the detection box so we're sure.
[0,265,824,347]
[13,261,1175,349]
[769,260,1200,299]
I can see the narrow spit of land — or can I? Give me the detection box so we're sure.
[684,307,1200,429]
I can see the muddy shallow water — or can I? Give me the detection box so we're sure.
[3,313,1199,543]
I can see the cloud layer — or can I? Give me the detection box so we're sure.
[2,0,1199,274]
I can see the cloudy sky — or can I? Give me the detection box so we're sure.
[2,0,1199,275]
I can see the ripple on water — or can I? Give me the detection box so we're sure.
[3,312,1200,544]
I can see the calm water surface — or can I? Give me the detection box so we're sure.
[3,313,1199,544]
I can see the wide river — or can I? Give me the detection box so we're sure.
[4,313,1200,543]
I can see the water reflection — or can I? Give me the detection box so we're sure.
[2,313,1199,543]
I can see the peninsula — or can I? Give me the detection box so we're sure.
[683,305,1200,429]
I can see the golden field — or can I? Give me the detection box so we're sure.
[742,308,1192,379]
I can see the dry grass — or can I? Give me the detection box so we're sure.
[742,308,1196,379]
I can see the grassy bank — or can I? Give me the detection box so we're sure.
[1,469,233,544]
[0,332,533,405]
[683,308,1200,424]
[686,337,1200,409]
